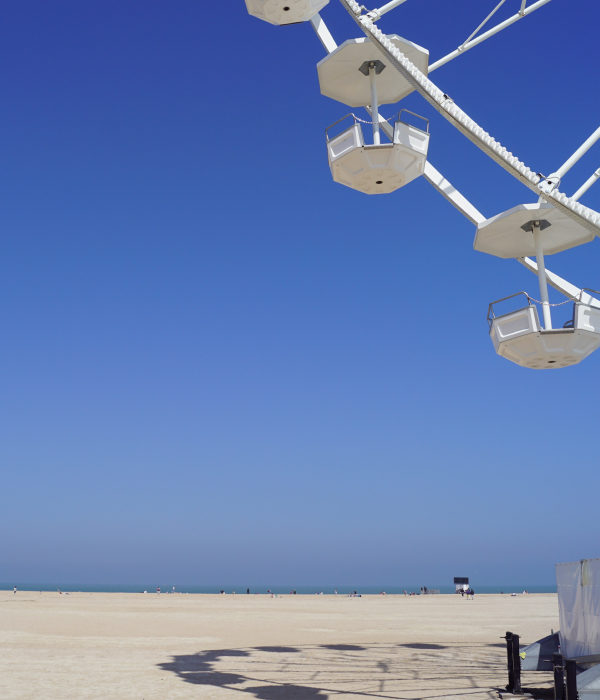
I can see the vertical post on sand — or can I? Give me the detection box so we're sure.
[553,653,565,700]
[505,632,517,693]
[511,633,522,694]
[565,659,578,700]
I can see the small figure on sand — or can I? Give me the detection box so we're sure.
[13,586,17,595]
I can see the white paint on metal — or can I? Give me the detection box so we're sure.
[474,203,594,258]
[327,118,428,195]
[551,126,600,182]
[310,13,337,53]
[490,312,600,369]
[423,162,485,225]
[460,0,508,50]
[573,169,600,202]
[428,0,552,72]
[245,0,329,25]
[533,223,553,329]
[369,65,381,145]
[366,0,411,22]
[317,35,429,107]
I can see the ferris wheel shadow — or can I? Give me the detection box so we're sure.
[157,640,546,699]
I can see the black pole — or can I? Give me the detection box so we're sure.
[511,633,522,694]
[553,652,565,700]
[505,632,515,692]
[565,659,577,700]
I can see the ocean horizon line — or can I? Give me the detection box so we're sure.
[1,582,557,595]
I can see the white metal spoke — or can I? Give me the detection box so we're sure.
[366,0,411,21]
[423,162,485,225]
[572,169,600,202]
[538,125,600,200]
[428,0,552,73]
[552,126,600,182]
[310,14,337,53]
[461,0,508,49]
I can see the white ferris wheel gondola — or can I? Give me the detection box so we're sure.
[317,36,430,194]
[475,128,600,368]
[477,202,600,369]
[487,291,600,370]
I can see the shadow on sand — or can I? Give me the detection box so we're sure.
[158,641,554,699]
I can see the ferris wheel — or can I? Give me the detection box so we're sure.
[244,0,600,370]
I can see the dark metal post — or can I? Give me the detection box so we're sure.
[553,652,565,700]
[505,632,521,693]
[511,633,522,694]
[565,659,578,700]
[505,632,515,692]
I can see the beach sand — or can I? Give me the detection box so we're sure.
[0,591,558,699]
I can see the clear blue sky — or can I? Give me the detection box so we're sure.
[1,0,598,587]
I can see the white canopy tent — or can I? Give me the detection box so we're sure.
[557,559,600,661]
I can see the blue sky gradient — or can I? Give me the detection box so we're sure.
[1,0,599,587]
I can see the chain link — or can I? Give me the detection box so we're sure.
[353,113,395,126]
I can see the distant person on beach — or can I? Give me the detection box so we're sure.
[246,588,250,594]
[13,586,17,595]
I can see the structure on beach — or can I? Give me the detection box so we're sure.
[453,577,470,594]
[244,0,600,370]
[503,558,600,699]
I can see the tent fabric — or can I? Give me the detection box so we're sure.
[557,559,600,659]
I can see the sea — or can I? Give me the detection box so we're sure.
[0,583,556,594]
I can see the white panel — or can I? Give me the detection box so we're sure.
[576,304,600,333]
[492,307,539,341]
[393,122,429,155]
[328,124,363,161]
[557,559,600,659]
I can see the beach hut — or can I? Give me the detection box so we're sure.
[453,577,469,593]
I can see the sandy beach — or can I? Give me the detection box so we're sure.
[0,591,558,699]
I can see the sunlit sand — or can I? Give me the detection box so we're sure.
[0,591,558,698]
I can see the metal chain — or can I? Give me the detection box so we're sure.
[353,113,395,126]
[526,295,572,308]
